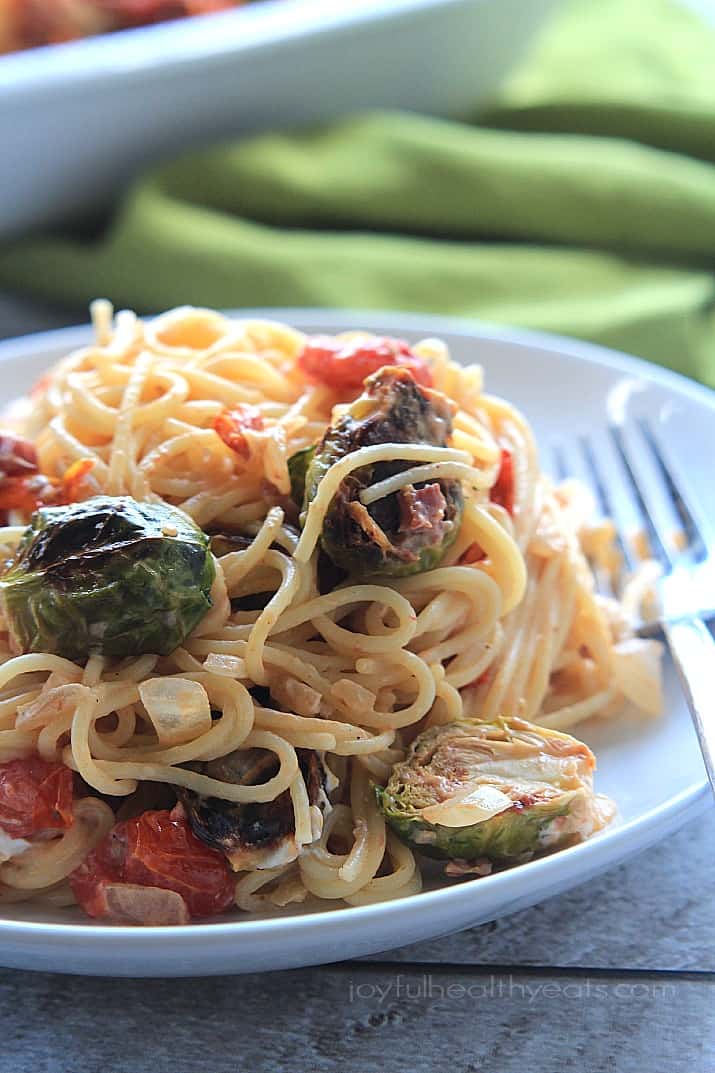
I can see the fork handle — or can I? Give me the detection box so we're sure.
[663,616,715,796]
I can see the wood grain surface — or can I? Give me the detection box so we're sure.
[1,960,712,1073]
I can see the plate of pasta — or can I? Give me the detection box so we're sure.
[0,305,709,976]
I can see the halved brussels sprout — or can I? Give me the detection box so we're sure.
[299,366,463,577]
[179,748,329,870]
[377,718,610,864]
[0,495,215,662]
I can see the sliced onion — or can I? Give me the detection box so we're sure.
[0,828,31,863]
[612,638,663,716]
[139,677,212,746]
[420,782,513,827]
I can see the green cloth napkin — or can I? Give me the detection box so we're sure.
[1,0,715,385]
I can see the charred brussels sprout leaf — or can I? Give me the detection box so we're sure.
[207,531,253,559]
[377,718,606,864]
[0,495,214,661]
[179,748,328,870]
[303,366,463,577]
[287,445,316,509]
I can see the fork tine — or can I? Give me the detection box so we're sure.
[551,444,570,483]
[608,423,674,570]
[551,440,612,594]
[579,433,637,576]
[636,416,708,562]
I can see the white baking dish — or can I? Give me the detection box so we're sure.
[0,0,555,238]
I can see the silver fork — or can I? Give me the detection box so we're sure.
[553,418,715,796]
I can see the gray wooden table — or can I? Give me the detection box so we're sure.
[0,295,713,1073]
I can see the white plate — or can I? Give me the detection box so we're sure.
[0,310,710,976]
[0,0,556,238]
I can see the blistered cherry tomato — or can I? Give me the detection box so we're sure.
[490,448,515,516]
[0,757,74,839]
[0,474,54,515]
[0,457,95,519]
[297,335,433,391]
[71,809,235,921]
[58,458,97,504]
[214,404,265,458]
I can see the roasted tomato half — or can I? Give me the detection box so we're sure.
[0,757,74,839]
[214,404,265,458]
[297,335,433,392]
[70,808,235,923]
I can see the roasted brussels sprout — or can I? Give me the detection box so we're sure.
[0,496,215,662]
[179,748,329,870]
[377,718,609,864]
[300,366,463,576]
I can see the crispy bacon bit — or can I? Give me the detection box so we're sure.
[214,404,265,458]
[490,448,515,516]
[70,808,235,922]
[459,542,486,565]
[0,757,74,839]
[397,482,447,534]
[0,434,38,477]
[298,335,433,391]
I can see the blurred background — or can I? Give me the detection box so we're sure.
[0,0,714,386]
